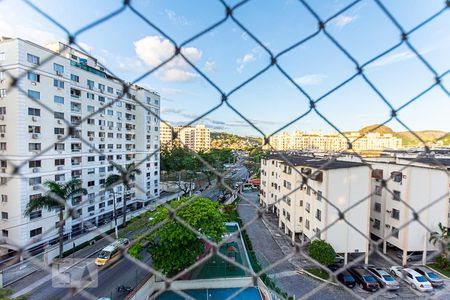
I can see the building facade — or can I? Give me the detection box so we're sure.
[160,122,211,152]
[368,157,449,265]
[265,131,402,152]
[0,38,160,251]
[260,154,371,263]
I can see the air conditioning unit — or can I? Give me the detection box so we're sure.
[88,85,93,90]
[109,126,113,130]
[117,128,121,131]
[89,137,94,141]
[31,81,37,86]
[57,166,64,171]
[117,117,121,120]
[57,135,63,140]
[100,208,105,212]
[100,138,105,141]
[56,119,62,124]
[100,114,104,117]
[32,133,39,139]
[0,168,5,173]
[89,149,94,153]
[32,116,38,121]
[100,126,104,130]
[56,71,63,76]
[100,149,104,153]
[0,133,4,138]
[99,88,104,93]
[32,185,40,190]
[32,167,40,173]
[108,149,112,152]
[100,196,105,201]
[100,102,104,106]
[89,212,95,216]
[100,161,104,164]
[0,116,4,120]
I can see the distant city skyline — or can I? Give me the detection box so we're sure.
[1,0,449,136]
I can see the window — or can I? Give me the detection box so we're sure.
[29,177,41,186]
[29,143,41,151]
[375,186,382,196]
[27,71,40,82]
[0,143,6,151]
[54,143,65,151]
[71,74,79,82]
[29,160,41,168]
[54,112,64,119]
[29,210,42,220]
[28,108,40,116]
[305,219,310,230]
[27,53,40,65]
[0,107,5,115]
[391,171,402,183]
[155,99,159,105]
[55,158,65,166]
[373,219,381,229]
[87,105,95,112]
[87,80,94,89]
[88,181,95,187]
[0,52,5,61]
[393,190,401,201]
[30,227,42,237]
[54,128,64,134]
[283,180,291,190]
[299,200,303,207]
[315,209,322,221]
[53,63,64,74]
[0,71,4,81]
[88,156,95,162]
[391,227,399,238]
[1,212,8,219]
[54,96,64,104]
[107,109,113,116]
[107,86,114,93]
[71,88,81,98]
[2,230,8,237]
[53,79,64,88]
[27,90,40,100]
[98,83,105,91]
[316,190,322,201]
[305,202,310,213]
[1,195,7,203]
[392,209,400,220]
[87,92,94,100]
[0,89,5,98]
[374,202,381,212]
[55,174,65,182]
[88,206,95,212]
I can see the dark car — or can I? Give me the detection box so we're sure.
[337,270,356,288]
[349,267,380,292]
[327,263,343,272]
[413,267,444,287]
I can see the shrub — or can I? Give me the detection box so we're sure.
[308,240,336,266]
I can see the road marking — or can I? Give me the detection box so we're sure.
[108,259,123,270]
[11,274,52,298]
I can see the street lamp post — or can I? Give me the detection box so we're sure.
[109,190,122,239]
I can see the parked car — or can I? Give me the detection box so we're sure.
[366,266,400,290]
[348,267,380,292]
[335,254,345,264]
[413,267,444,287]
[396,251,422,262]
[327,263,343,272]
[390,267,433,292]
[337,270,356,289]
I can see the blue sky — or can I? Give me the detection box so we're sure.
[1,0,449,137]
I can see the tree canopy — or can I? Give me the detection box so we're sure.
[308,239,336,266]
[147,197,225,275]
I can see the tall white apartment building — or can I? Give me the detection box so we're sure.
[0,38,160,252]
[265,131,402,152]
[160,122,210,152]
[368,156,449,265]
[260,154,371,263]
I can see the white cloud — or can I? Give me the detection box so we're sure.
[369,51,415,68]
[204,60,216,73]
[134,35,202,83]
[330,14,358,28]
[236,53,255,73]
[78,41,92,53]
[0,18,59,46]
[294,74,326,86]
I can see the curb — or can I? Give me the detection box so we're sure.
[427,265,450,279]
[298,268,339,286]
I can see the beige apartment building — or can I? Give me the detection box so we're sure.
[160,122,211,152]
[265,130,402,152]
[260,154,371,263]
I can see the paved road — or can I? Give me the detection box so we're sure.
[238,191,356,300]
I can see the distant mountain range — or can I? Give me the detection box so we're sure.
[357,124,449,146]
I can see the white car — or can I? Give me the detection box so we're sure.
[390,266,433,292]
[367,267,400,290]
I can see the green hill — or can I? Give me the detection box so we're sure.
[211,132,261,149]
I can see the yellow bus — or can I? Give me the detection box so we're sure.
[95,238,129,266]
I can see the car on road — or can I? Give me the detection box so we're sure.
[413,266,444,287]
[390,266,433,292]
[348,267,380,292]
[366,266,399,290]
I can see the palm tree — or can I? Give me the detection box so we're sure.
[107,163,141,227]
[429,222,450,258]
[25,179,87,259]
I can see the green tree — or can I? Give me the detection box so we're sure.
[107,163,142,226]
[308,240,336,266]
[25,179,87,259]
[0,288,28,300]
[147,197,225,275]
[429,222,450,259]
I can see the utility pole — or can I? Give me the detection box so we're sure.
[112,190,119,239]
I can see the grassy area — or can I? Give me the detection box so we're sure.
[428,264,450,278]
[305,268,330,280]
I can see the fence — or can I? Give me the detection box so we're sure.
[0,1,449,300]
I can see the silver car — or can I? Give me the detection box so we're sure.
[367,266,400,290]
